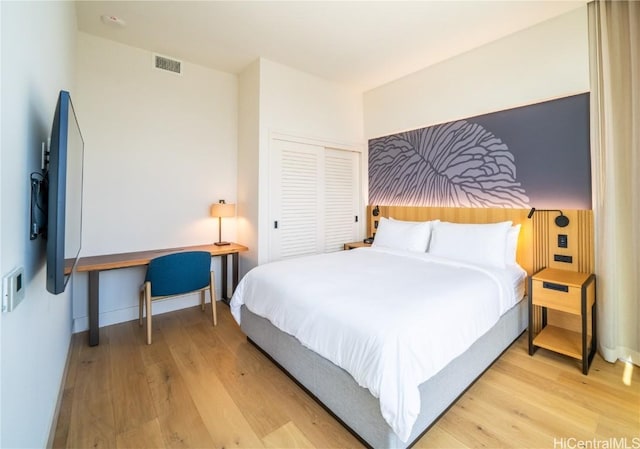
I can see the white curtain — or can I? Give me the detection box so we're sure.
[589,0,640,365]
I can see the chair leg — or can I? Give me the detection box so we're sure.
[210,271,217,326]
[139,288,144,326]
[200,290,205,312]
[145,282,152,344]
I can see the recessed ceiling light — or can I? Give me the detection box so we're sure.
[100,15,126,28]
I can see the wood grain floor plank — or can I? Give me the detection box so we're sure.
[595,413,640,441]
[52,332,88,449]
[430,336,638,448]
[53,306,640,449]
[505,339,640,397]
[51,387,74,449]
[179,304,364,447]
[229,335,365,448]
[206,302,245,343]
[458,379,587,445]
[52,333,83,448]
[65,328,117,449]
[437,402,510,448]
[185,320,291,438]
[146,357,217,448]
[493,355,639,424]
[262,421,315,448]
[191,307,363,448]
[160,311,265,448]
[556,369,640,416]
[115,417,165,449]
[107,321,158,435]
[480,363,600,434]
[138,313,174,367]
[412,426,467,449]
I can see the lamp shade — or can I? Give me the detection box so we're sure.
[210,202,235,218]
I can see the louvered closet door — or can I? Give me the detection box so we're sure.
[270,139,324,261]
[324,148,359,252]
[270,139,360,261]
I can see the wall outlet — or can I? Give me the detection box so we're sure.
[2,267,25,312]
[558,234,568,248]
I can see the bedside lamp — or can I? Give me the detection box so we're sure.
[210,200,235,246]
[527,207,570,227]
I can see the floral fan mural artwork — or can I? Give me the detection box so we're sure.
[369,120,530,208]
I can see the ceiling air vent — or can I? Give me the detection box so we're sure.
[153,54,182,75]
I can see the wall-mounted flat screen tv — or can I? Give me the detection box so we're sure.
[46,90,84,294]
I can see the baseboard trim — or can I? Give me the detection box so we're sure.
[46,332,74,449]
[72,294,219,333]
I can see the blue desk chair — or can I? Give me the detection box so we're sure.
[139,251,217,344]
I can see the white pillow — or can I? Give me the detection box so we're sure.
[372,217,433,252]
[428,221,513,268]
[505,224,521,266]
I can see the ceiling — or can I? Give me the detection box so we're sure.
[76,1,586,92]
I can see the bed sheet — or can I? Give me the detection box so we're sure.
[230,247,525,441]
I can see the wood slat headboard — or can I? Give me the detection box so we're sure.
[366,206,594,277]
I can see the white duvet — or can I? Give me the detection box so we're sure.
[230,247,525,442]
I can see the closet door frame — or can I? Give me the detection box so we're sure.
[268,132,365,262]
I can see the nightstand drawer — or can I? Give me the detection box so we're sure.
[531,279,581,314]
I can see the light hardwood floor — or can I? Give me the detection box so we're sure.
[53,304,639,449]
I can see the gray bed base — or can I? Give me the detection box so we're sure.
[240,299,528,449]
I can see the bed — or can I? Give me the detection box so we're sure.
[230,208,534,448]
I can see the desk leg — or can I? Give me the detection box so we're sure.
[232,252,239,293]
[88,270,100,346]
[221,254,229,303]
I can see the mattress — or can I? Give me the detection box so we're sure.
[240,299,528,448]
[230,247,526,441]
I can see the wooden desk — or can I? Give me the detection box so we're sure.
[75,242,248,346]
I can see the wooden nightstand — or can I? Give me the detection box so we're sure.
[528,267,596,374]
[344,241,372,250]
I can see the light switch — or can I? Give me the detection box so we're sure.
[2,267,25,312]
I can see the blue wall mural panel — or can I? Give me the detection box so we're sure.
[369,93,591,209]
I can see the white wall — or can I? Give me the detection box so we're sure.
[236,58,365,275]
[72,32,238,331]
[364,6,590,139]
[259,59,364,145]
[0,2,77,447]
[237,60,261,274]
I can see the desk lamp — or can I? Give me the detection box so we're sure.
[210,200,235,246]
